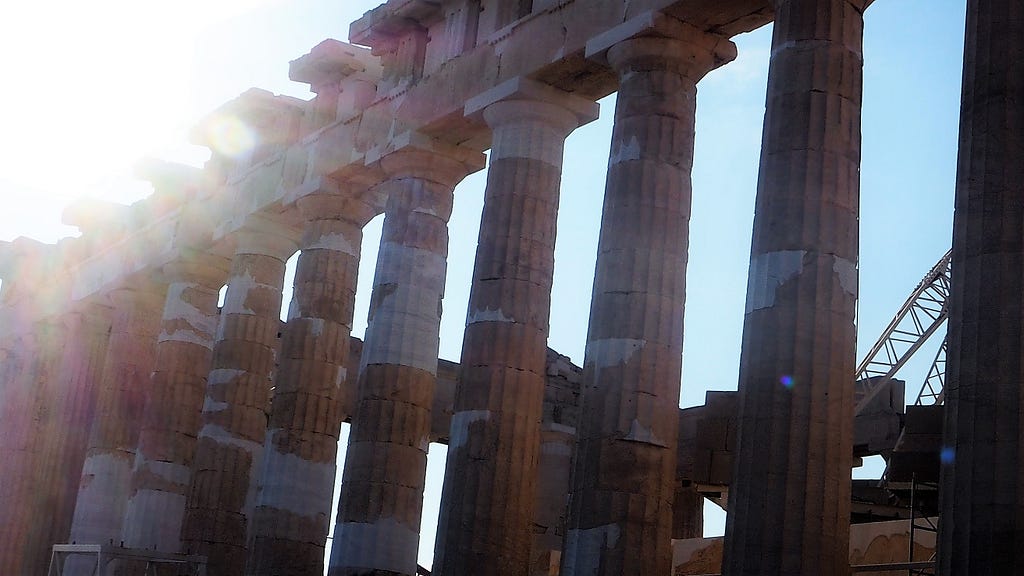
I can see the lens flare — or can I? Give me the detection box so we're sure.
[940,446,955,465]
[779,375,794,389]
[205,114,256,159]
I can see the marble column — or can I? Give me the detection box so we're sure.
[432,78,596,576]
[68,286,164,564]
[672,485,704,540]
[0,320,64,575]
[562,24,735,576]
[0,329,45,575]
[121,255,229,552]
[247,194,374,576]
[25,303,112,569]
[182,225,298,574]
[722,1,865,574]
[531,422,577,576]
[330,146,482,576]
[939,0,1024,573]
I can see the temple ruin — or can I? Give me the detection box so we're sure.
[1,0,1020,574]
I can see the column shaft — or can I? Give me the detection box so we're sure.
[531,422,577,576]
[672,485,704,540]
[331,152,469,576]
[0,343,23,550]
[25,306,112,570]
[563,31,732,576]
[938,0,1024,572]
[433,96,582,576]
[183,230,296,574]
[722,1,864,574]
[248,199,368,576]
[0,325,62,575]
[122,257,228,551]
[69,288,165,554]
[0,335,37,575]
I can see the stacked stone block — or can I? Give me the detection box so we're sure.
[248,194,374,576]
[723,0,866,574]
[563,17,734,576]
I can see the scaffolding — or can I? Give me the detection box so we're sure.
[47,545,206,576]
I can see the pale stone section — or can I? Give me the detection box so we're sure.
[121,257,229,553]
[247,195,374,576]
[331,145,482,576]
[939,0,1024,572]
[433,79,596,576]
[563,18,735,576]
[66,287,165,575]
[722,1,865,574]
[182,226,298,575]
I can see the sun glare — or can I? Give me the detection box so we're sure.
[0,0,282,242]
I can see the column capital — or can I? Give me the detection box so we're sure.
[366,131,486,189]
[296,193,380,227]
[106,286,167,311]
[60,298,113,330]
[586,11,736,80]
[235,215,302,261]
[161,250,231,288]
[465,77,600,135]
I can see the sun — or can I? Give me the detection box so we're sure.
[0,1,282,242]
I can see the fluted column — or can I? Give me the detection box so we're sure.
[330,145,482,576]
[531,422,577,575]
[672,485,704,540]
[24,303,112,569]
[68,286,164,563]
[247,194,375,576]
[0,335,32,571]
[0,326,60,576]
[562,23,735,576]
[182,225,298,574]
[0,333,34,576]
[939,0,1024,573]
[433,78,596,576]
[121,254,229,552]
[722,1,865,574]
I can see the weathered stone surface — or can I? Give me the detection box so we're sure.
[939,0,1024,573]
[331,144,483,576]
[722,1,865,574]
[67,288,165,561]
[182,225,299,575]
[675,520,938,576]
[121,257,230,553]
[248,195,376,576]
[0,322,64,575]
[562,19,734,576]
[25,304,112,572]
[0,2,1015,575]
[433,78,595,576]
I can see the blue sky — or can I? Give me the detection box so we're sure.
[0,0,967,567]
